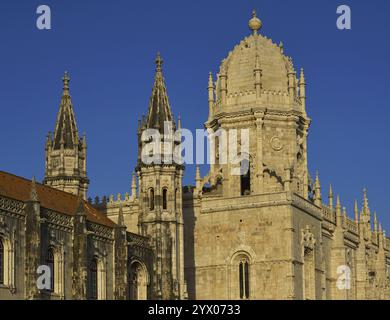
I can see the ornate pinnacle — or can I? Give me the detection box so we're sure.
[336,195,341,213]
[208,72,214,89]
[354,200,359,222]
[300,68,306,85]
[328,184,334,209]
[155,52,163,72]
[62,71,70,94]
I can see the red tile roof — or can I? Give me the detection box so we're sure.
[0,171,116,228]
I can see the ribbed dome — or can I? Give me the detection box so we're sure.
[216,33,292,101]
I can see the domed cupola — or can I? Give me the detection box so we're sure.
[211,10,305,115]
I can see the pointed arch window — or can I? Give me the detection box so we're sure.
[149,188,155,210]
[89,258,98,300]
[162,188,168,210]
[0,239,3,285]
[239,258,250,299]
[47,248,55,292]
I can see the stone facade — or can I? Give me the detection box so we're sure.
[0,11,389,300]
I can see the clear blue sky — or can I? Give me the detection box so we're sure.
[0,0,389,231]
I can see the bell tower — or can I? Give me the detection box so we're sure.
[43,72,89,199]
[136,54,186,300]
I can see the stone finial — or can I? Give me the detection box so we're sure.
[313,171,322,207]
[354,200,359,223]
[328,184,334,210]
[208,72,214,89]
[374,211,378,233]
[62,71,70,93]
[248,10,262,35]
[363,188,369,211]
[300,68,306,85]
[279,41,284,54]
[131,172,137,198]
[336,195,341,214]
[155,52,163,72]
[361,188,371,223]
[208,72,215,120]
[299,68,306,112]
[178,115,182,130]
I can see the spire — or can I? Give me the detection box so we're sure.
[313,171,322,207]
[299,68,306,86]
[378,223,385,249]
[336,195,341,215]
[146,53,175,132]
[354,200,359,223]
[53,71,80,150]
[299,68,306,113]
[131,172,137,199]
[362,188,371,223]
[336,195,343,227]
[178,115,182,130]
[374,211,378,233]
[63,71,70,95]
[343,207,347,221]
[30,176,39,202]
[328,184,334,210]
[248,10,262,35]
[208,72,215,120]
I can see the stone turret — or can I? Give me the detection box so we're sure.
[43,72,89,199]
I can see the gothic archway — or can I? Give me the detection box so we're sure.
[129,260,149,300]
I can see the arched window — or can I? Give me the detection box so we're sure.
[0,239,3,285]
[47,248,55,292]
[239,258,250,299]
[162,188,168,210]
[240,159,251,196]
[149,188,155,210]
[89,258,98,300]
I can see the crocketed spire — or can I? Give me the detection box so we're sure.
[53,71,80,150]
[146,53,175,132]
